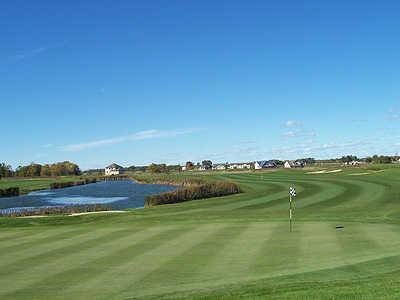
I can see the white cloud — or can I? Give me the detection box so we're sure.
[62,128,197,152]
[387,107,400,120]
[9,42,66,62]
[283,130,316,138]
[42,143,54,148]
[285,120,301,127]
[11,46,49,61]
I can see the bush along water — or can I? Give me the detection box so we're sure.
[0,187,20,197]
[145,181,241,207]
[0,204,111,217]
[50,178,97,189]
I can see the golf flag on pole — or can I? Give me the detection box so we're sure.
[289,186,296,197]
[289,186,296,232]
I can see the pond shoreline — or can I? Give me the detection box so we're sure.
[0,179,176,217]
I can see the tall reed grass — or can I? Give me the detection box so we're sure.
[145,181,241,207]
[0,187,20,197]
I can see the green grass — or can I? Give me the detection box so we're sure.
[0,176,83,194]
[1,166,400,299]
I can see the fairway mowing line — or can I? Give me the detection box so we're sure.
[333,179,387,210]
[0,227,53,243]
[126,224,279,300]
[0,226,90,257]
[302,178,386,211]
[0,225,82,246]
[220,182,289,210]
[198,223,276,281]
[356,223,400,257]
[334,223,383,276]
[0,226,155,298]
[298,223,344,271]
[53,225,200,299]
[114,224,245,299]
[0,226,134,276]
[250,222,303,277]
[299,180,356,211]
[235,179,338,211]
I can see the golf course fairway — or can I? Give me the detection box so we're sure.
[1,167,400,299]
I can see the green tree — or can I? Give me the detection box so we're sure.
[202,160,213,170]
[40,164,51,176]
[0,163,13,178]
[147,163,168,173]
[185,161,194,170]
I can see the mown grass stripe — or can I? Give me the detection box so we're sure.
[251,222,304,277]
[0,226,86,253]
[60,225,203,299]
[0,226,140,276]
[112,224,238,299]
[0,226,90,256]
[0,225,158,298]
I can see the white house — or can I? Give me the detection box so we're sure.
[212,164,227,170]
[105,163,123,176]
[344,161,362,166]
[254,161,277,170]
[228,162,252,170]
[285,161,305,168]
[284,161,292,168]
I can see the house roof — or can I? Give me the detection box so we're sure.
[256,160,276,167]
[106,163,123,169]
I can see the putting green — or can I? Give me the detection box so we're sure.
[1,167,400,299]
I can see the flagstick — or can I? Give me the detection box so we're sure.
[289,193,292,232]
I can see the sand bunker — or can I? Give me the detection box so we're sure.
[307,169,342,174]
[348,170,385,176]
[69,210,126,216]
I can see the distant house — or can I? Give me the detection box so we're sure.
[105,163,123,176]
[284,161,292,168]
[254,160,277,170]
[228,162,252,170]
[212,164,227,170]
[344,161,363,166]
[284,161,305,168]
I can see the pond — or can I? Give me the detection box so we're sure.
[0,180,176,212]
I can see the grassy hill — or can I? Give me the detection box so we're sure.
[0,166,400,299]
[0,176,80,194]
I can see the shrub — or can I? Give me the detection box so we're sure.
[50,178,97,189]
[145,181,241,207]
[0,204,110,217]
[0,187,20,197]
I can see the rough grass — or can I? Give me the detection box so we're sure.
[145,181,241,207]
[1,166,400,299]
[0,176,80,194]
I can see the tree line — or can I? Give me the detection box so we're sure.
[0,161,81,178]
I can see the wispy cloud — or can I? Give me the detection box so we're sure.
[9,42,66,62]
[283,130,316,138]
[62,128,198,152]
[10,46,49,61]
[42,143,54,148]
[387,107,400,120]
[285,120,302,128]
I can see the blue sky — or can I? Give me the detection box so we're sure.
[1,1,400,169]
